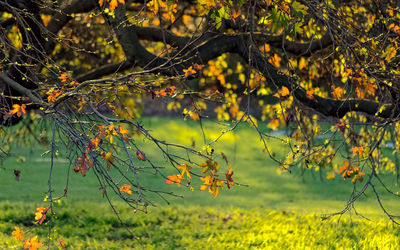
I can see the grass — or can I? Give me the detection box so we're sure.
[1,202,399,249]
[1,117,400,248]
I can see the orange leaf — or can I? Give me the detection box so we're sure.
[136,150,146,161]
[332,86,343,100]
[165,174,183,186]
[194,64,203,70]
[183,66,196,77]
[12,226,24,241]
[268,54,281,67]
[120,184,132,195]
[274,86,290,99]
[109,0,119,11]
[9,104,26,117]
[351,146,364,156]
[23,236,43,250]
[306,89,314,99]
[58,73,68,82]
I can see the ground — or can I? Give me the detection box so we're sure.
[0,117,399,248]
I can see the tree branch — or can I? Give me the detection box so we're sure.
[103,2,397,120]
[0,73,47,106]
[75,60,133,82]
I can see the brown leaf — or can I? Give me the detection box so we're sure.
[136,150,146,161]
[221,152,229,165]
[14,169,21,181]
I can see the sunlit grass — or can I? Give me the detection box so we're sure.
[1,117,400,248]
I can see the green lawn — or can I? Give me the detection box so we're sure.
[1,117,400,248]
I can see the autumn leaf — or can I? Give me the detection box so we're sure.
[332,86,343,100]
[306,89,314,99]
[260,43,270,53]
[221,152,229,165]
[177,164,192,179]
[136,150,146,161]
[165,174,183,186]
[59,239,66,249]
[194,64,203,71]
[352,171,365,184]
[109,0,125,11]
[273,86,290,99]
[365,83,375,96]
[101,151,114,170]
[35,207,49,224]
[14,169,21,181]
[268,54,281,67]
[74,152,93,177]
[12,226,24,241]
[343,68,352,77]
[336,122,346,134]
[147,0,161,15]
[105,124,117,143]
[87,137,102,150]
[23,236,43,250]
[225,167,234,189]
[46,89,62,103]
[9,104,26,117]
[298,57,307,70]
[118,124,129,141]
[120,184,132,195]
[58,73,68,82]
[351,146,364,156]
[231,9,241,20]
[268,119,280,130]
[183,66,196,77]
[200,173,224,197]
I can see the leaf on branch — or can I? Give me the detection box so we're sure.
[306,89,314,99]
[34,207,50,224]
[8,104,26,117]
[332,86,343,100]
[101,151,114,171]
[177,164,192,179]
[136,150,146,161]
[165,174,183,186]
[183,66,196,77]
[120,184,132,195]
[221,152,229,165]
[268,54,281,67]
[273,86,290,99]
[225,167,234,189]
[58,73,68,83]
[351,146,364,156]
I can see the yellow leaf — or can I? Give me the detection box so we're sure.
[178,164,192,179]
[120,184,132,195]
[298,57,307,70]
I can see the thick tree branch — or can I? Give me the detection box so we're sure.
[44,0,97,54]
[0,73,46,106]
[75,60,133,82]
[103,2,397,120]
